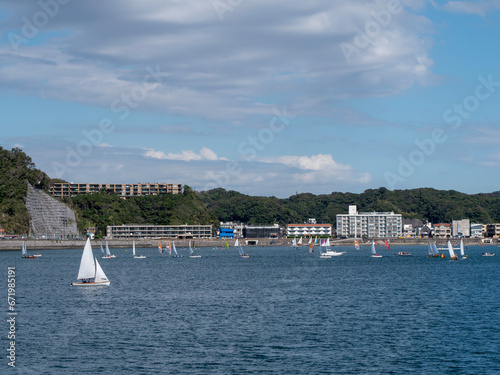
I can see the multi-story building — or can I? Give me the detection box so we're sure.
[434,223,452,238]
[336,205,402,238]
[452,219,470,237]
[218,222,244,238]
[286,223,332,237]
[106,224,212,239]
[485,223,500,238]
[243,225,281,238]
[49,183,182,198]
[470,223,483,238]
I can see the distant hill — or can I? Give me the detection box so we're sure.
[2,146,500,235]
[198,187,500,226]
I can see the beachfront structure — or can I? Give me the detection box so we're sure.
[106,224,212,239]
[218,227,235,239]
[433,223,452,238]
[49,183,182,198]
[452,219,470,237]
[336,205,402,238]
[243,225,281,238]
[286,223,332,237]
[485,223,500,238]
[470,223,483,238]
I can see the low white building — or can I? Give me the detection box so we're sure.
[287,223,332,237]
[106,224,213,239]
[470,223,483,238]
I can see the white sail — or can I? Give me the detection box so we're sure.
[105,241,111,256]
[188,240,194,255]
[238,244,244,256]
[308,237,312,245]
[298,237,303,245]
[460,239,465,257]
[428,241,433,255]
[77,238,96,280]
[21,241,27,256]
[447,241,456,258]
[234,238,239,247]
[94,258,109,282]
[100,242,105,255]
[325,238,331,247]
[432,241,439,256]
[172,241,178,256]
[132,240,136,256]
[370,240,376,255]
[292,238,297,247]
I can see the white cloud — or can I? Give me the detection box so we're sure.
[0,1,435,120]
[441,1,500,15]
[142,147,228,162]
[259,154,372,184]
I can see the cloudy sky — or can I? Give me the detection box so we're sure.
[1,0,499,197]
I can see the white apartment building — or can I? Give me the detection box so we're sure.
[287,223,332,237]
[336,205,402,238]
[470,223,483,238]
[106,224,212,239]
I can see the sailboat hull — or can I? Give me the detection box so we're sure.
[370,255,383,258]
[189,255,202,258]
[133,255,146,259]
[71,281,110,287]
[323,251,345,256]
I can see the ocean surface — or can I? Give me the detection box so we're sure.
[2,243,500,374]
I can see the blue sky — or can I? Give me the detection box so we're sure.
[1,0,500,197]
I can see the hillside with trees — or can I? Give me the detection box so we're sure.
[1,146,500,235]
[198,187,500,226]
[0,147,51,233]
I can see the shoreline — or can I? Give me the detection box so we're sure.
[0,237,491,251]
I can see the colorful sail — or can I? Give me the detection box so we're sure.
[354,240,360,250]
[384,240,390,250]
[158,241,163,254]
[309,241,314,254]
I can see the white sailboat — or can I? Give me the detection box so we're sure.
[133,240,146,259]
[292,237,298,249]
[427,240,440,257]
[322,238,345,256]
[102,240,116,258]
[171,241,182,258]
[71,238,110,286]
[298,237,303,245]
[370,240,382,258]
[188,240,201,258]
[21,241,36,259]
[459,239,467,259]
[236,239,250,258]
[447,240,458,260]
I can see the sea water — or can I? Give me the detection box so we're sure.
[2,244,500,374]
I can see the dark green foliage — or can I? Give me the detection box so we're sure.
[70,185,219,235]
[199,187,500,225]
[2,146,500,234]
[0,147,51,233]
